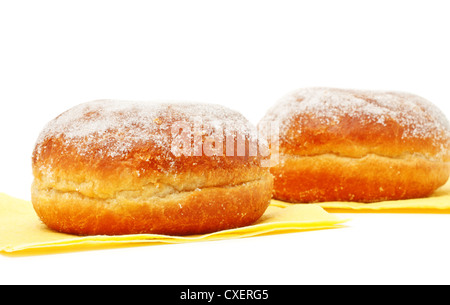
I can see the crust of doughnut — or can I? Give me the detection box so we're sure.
[33,135,267,199]
[32,137,272,235]
[31,173,273,236]
[279,112,450,161]
[271,154,450,203]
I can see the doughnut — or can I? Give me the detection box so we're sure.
[32,100,273,235]
[258,87,450,203]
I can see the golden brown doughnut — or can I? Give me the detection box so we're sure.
[32,100,273,235]
[258,87,450,203]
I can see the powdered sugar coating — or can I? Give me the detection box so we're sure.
[35,100,261,160]
[259,87,450,141]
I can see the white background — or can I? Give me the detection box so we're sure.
[1,0,450,285]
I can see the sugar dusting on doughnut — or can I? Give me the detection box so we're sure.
[260,87,450,142]
[35,100,261,162]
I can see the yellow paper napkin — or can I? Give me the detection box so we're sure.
[0,193,347,255]
[271,181,450,213]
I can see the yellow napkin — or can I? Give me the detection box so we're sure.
[0,193,347,255]
[271,181,450,213]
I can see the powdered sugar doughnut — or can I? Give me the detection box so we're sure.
[258,87,450,203]
[32,100,273,235]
